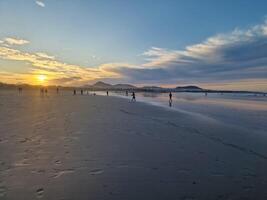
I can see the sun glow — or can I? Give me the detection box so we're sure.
[37,75,47,83]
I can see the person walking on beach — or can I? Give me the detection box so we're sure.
[81,89,83,95]
[126,90,128,96]
[131,92,136,102]
[56,87,59,94]
[40,88,44,96]
[18,87,22,94]
[73,89,76,95]
[107,91,109,96]
[169,92,172,107]
[45,89,48,96]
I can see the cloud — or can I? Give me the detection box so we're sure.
[1,20,267,90]
[36,52,55,60]
[109,20,267,90]
[0,45,121,86]
[35,1,45,7]
[4,37,29,45]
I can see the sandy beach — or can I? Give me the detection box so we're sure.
[1,90,267,200]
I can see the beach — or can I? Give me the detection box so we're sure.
[1,90,267,200]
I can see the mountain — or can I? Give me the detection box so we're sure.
[86,82,136,89]
[92,81,112,88]
[175,85,203,90]
[113,84,136,89]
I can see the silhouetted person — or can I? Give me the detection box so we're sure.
[169,92,172,107]
[169,92,172,101]
[126,90,128,96]
[131,92,136,102]
[18,87,22,94]
[40,88,44,96]
[73,89,76,95]
[106,91,109,96]
[56,88,59,94]
[81,90,83,95]
[45,89,48,95]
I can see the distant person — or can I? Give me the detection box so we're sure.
[107,91,109,96]
[131,92,136,102]
[93,93,96,96]
[205,92,208,96]
[169,92,172,101]
[81,90,83,95]
[18,87,22,94]
[40,88,44,96]
[126,90,128,96]
[73,89,76,95]
[56,88,59,94]
[45,89,48,95]
[169,92,172,107]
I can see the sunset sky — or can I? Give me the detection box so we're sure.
[0,0,267,91]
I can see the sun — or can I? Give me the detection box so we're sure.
[37,75,47,82]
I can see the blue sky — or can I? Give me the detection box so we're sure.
[0,0,267,90]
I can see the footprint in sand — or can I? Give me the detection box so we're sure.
[52,169,74,178]
[55,160,61,165]
[19,137,31,143]
[89,169,104,175]
[0,138,8,143]
[0,186,7,197]
[36,188,44,198]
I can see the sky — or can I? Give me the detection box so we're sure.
[0,0,267,91]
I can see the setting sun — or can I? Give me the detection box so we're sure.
[37,75,47,82]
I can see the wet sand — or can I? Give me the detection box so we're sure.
[0,90,267,200]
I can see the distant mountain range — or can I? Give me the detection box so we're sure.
[86,81,137,89]
[84,81,203,91]
[0,81,265,94]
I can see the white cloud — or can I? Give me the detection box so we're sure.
[141,21,267,69]
[36,52,55,60]
[4,37,29,45]
[0,45,122,86]
[35,1,45,7]
[109,20,267,90]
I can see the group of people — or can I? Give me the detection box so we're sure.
[17,87,173,106]
[72,89,171,106]
[40,88,48,95]
[73,89,96,96]
[40,88,60,95]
